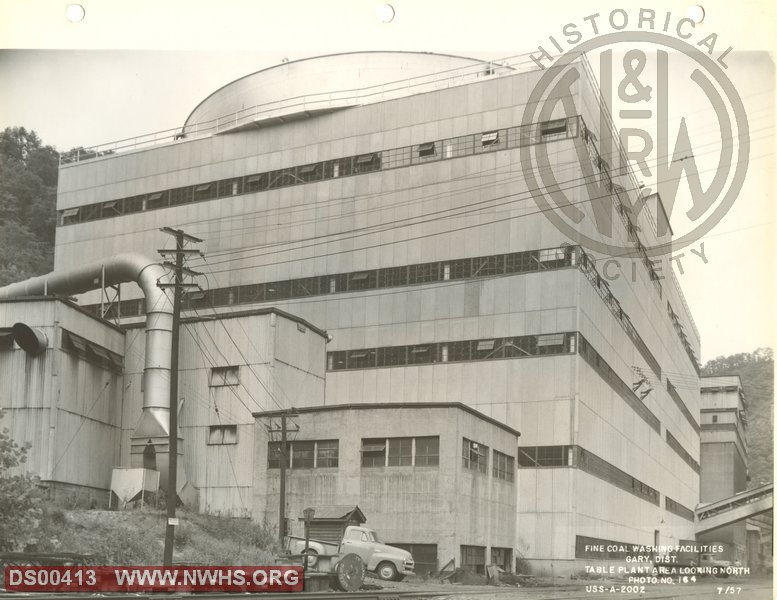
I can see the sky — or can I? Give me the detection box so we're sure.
[0,0,775,363]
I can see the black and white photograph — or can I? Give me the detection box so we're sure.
[0,1,774,598]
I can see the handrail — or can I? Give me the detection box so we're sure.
[58,56,534,166]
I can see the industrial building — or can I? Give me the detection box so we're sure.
[0,294,327,513]
[254,403,520,575]
[698,375,749,564]
[0,51,706,574]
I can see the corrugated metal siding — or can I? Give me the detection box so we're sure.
[0,348,51,409]
[52,409,121,489]
[201,486,252,518]
[58,353,122,426]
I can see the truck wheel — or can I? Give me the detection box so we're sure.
[377,561,398,581]
[302,549,318,568]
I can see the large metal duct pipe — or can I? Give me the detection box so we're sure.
[12,322,48,355]
[0,253,174,439]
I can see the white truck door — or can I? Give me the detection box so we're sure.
[340,528,375,565]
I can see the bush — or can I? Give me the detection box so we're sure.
[0,410,44,551]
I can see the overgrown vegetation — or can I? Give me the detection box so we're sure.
[2,410,277,563]
[702,347,774,487]
[0,410,44,551]
[29,506,279,565]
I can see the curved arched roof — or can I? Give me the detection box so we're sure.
[183,51,509,133]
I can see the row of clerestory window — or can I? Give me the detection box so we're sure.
[57,117,579,226]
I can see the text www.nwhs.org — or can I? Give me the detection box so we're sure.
[5,566,303,592]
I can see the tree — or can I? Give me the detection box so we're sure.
[0,126,59,283]
[0,410,43,551]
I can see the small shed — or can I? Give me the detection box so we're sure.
[300,505,367,543]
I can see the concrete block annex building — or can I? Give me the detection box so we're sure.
[0,51,771,575]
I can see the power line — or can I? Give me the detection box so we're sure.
[200,148,775,277]
[163,121,776,253]
[192,111,774,246]
[49,290,172,478]
[199,300,294,410]
[182,322,251,513]
[52,101,773,250]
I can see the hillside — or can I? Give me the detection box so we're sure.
[702,348,774,487]
[0,127,58,286]
[28,506,279,565]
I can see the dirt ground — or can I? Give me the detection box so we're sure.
[371,573,773,599]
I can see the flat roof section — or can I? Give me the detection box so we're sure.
[254,401,521,438]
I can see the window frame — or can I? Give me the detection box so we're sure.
[208,424,238,445]
[361,438,387,468]
[462,438,488,474]
[414,436,440,466]
[493,450,515,482]
[209,365,240,387]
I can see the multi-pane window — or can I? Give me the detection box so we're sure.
[481,131,499,148]
[268,442,289,470]
[361,438,387,467]
[268,440,338,469]
[493,450,515,482]
[377,266,408,288]
[61,116,585,225]
[346,349,377,369]
[376,346,408,367]
[362,436,440,467]
[329,333,576,371]
[291,441,315,468]
[417,142,436,158]
[408,345,433,365]
[540,118,568,141]
[353,153,381,173]
[518,445,568,467]
[316,440,339,467]
[387,437,413,466]
[297,163,323,182]
[348,271,377,291]
[207,425,237,445]
[414,437,440,466]
[210,366,239,386]
[471,256,503,277]
[86,244,579,319]
[462,438,488,473]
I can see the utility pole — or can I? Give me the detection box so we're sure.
[279,412,287,543]
[260,409,299,544]
[158,227,203,566]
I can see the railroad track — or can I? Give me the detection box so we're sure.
[1,580,771,600]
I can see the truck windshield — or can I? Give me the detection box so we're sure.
[368,530,381,543]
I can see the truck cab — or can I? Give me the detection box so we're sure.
[285,524,414,581]
[338,526,414,581]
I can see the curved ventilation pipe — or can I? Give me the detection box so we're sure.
[0,253,174,441]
